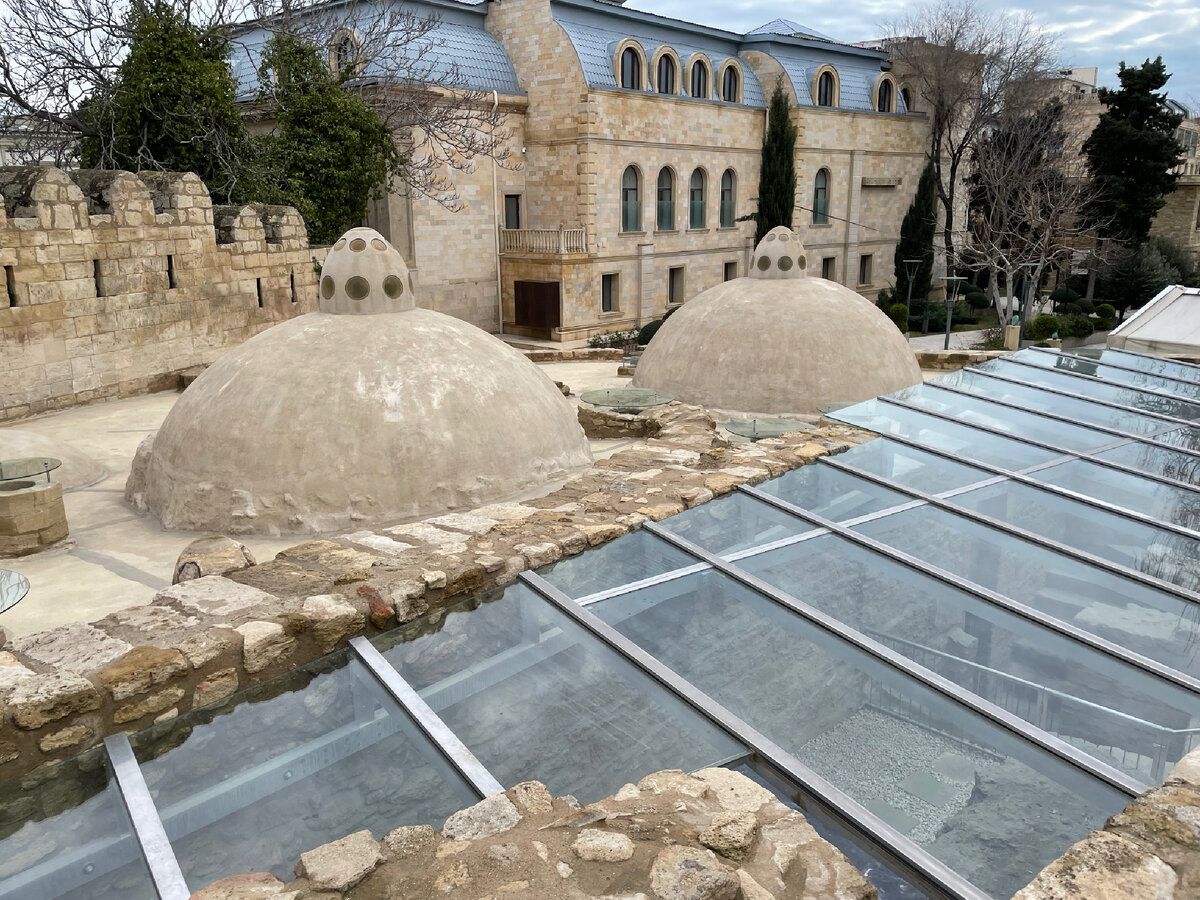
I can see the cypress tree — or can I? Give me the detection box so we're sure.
[754,79,797,242]
[893,158,937,302]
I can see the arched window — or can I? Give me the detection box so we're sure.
[817,71,835,107]
[719,169,735,227]
[332,33,360,76]
[656,168,675,230]
[813,169,830,225]
[690,61,708,99]
[877,79,893,113]
[722,66,739,102]
[621,166,641,232]
[620,47,641,89]
[656,55,676,95]
[689,169,706,229]
[901,87,913,112]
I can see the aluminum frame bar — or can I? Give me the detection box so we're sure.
[984,354,1200,415]
[1103,347,1200,376]
[350,636,504,796]
[816,454,1200,605]
[738,481,1200,696]
[1029,346,1200,390]
[918,380,1200,461]
[518,570,989,900]
[103,733,190,900]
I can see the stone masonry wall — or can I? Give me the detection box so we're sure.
[0,402,872,777]
[0,166,320,421]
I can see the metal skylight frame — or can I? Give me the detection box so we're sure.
[1027,345,1200,390]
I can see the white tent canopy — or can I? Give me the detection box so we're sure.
[1107,284,1200,361]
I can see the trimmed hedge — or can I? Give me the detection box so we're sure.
[1028,314,1060,340]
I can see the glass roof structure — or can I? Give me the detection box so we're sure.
[2,347,1197,900]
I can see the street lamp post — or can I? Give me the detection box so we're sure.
[903,258,921,337]
[942,275,966,351]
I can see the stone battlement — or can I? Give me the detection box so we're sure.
[0,166,321,420]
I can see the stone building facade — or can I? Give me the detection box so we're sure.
[1152,117,1200,265]
[234,0,932,341]
[0,167,319,421]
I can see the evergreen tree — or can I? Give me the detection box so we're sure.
[250,34,401,245]
[80,2,248,202]
[893,158,937,302]
[754,79,796,242]
[1083,57,1184,243]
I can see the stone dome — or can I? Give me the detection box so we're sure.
[127,228,592,535]
[632,226,922,414]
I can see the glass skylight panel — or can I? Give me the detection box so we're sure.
[540,528,697,598]
[830,399,1061,469]
[755,459,911,521]
[653,491,817,554]
[738,533,1200,783]
[1153,425,1200,453]
[832,438,991,494]
[853,505,1200,678]
[1093,440,1200,486]
[949,479,1200,591]
[977,357,1200,421]
[376,582,745,804]
[131,650,480,891]
[1103,348,1200,382]
[1032,458,1200,531]
[1018,349,1200,401]
[885,383,1115,451]
[587,569,1128,898]
[0,747,156,900]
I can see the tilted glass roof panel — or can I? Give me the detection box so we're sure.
[587,568,1128,898]
[831,437,992,494]
[976,357,1200,421]
[376,583,745,804]
[1016,349,1200,400]
[884,383,1116,451]
[1093,440,1200,485]
[853,504,1200,677]
[539,528,697,598]
[755,458,911,520]
[0,747,156,900]
[934,369,1200,440]
[739,533,1200,783]
[1154,425,1200,453]
[1032,458,1200,530]
[653,490,818,554]
[949,479,1200,591]
[131,649,480,891]
[829,398,1061,469]
[1102,348,1200,382]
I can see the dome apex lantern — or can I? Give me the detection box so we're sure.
[749,226,808,280]
[318,227,415,314]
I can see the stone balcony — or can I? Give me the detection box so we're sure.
[499,227,588,255]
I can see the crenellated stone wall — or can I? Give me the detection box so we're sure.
[0,166,321,421]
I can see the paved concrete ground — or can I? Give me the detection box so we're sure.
[907,329,992,351]
[0,360,632,639]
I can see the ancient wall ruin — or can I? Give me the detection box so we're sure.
[0,166,320,421]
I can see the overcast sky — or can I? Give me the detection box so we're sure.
[632,0,1200,114]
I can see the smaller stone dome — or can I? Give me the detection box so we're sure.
[318,227,415,314]
[750,226,809,279]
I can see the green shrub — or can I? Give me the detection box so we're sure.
[1097,318,1114,331]
[1061,314,1095,339]
[964,290,990,310]
[1095,302,1116,320]
[888,303,909,331]
[1056,300,1082,315]
[638,319,664,345]
[1028,314,1060,341]
[1050,286,1080,306]
[1076,298,1095,315]
[976,326,1006,351]
[587,328,639,349]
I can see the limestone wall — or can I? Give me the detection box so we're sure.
[0,166,319,421]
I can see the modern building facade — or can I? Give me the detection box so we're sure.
[233,0,933,339]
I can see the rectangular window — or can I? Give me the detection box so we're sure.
[504,194,521,230]
[668,266,685,304]
[602,273,618,313]
[167,254,177,289]
[723,261,738,282]
[290,271,297,303]
[858,254,873,286]
[822,257,836,281]
[93,259,104,297]
[256,277,264,309]
[4,266,16,307]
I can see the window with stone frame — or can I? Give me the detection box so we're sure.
[722,66,740,102]
[689,169,706,229]
[817,71,836,107]
[858,254,873,285]
[901,87,913,112]
[668,266,685,304]
[657,55,676,95]
[719,170,735,227]
[620,47,641,89]
[622,167,641,232]
[723,260,738,281]
[822,256,836,280]
[813,169,830,225]
[877,79,893,113]
[690,61,709,99]
[657,168,675,230]
[602,273,619,312]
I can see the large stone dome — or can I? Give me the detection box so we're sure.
[127,228,592,534]
[632,227,922,414]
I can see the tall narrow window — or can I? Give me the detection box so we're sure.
[877,80,893,113]
[621,166,641,233]
[5,266,17,307]
[813,169,830,225]
[602,273,618,312]
[289,270,297,303]
[620,48,641,89]
[656,55,676,94]
[858,254,873,285]
[901,87,913,112]
[721,66,739,102]
[256,277,264,308]
[690,61,708,99]
[822,257,836,280]
[723,261,738,281]
[668,266,685,304]
[689,169,706,229]
[93,259,104,297]
[817,71,835,107]
[504,194,521,229]
[719,169,735,227]
[656,168,675,231]
[167,254,177,289]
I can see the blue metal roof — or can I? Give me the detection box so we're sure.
[746,18,835,43]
